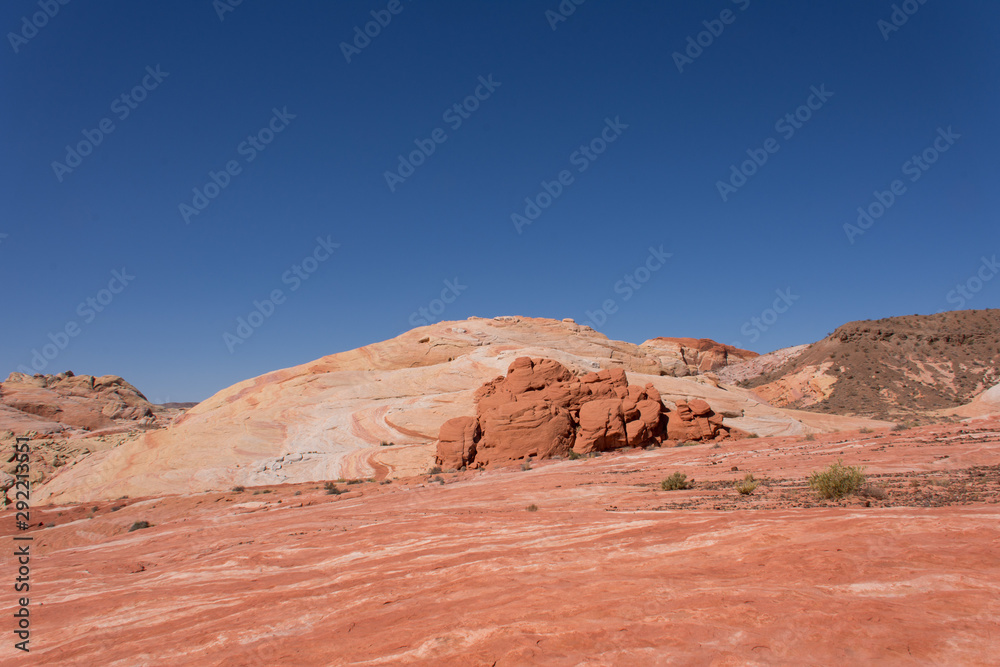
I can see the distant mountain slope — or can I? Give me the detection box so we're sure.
[742,309,1000,421]
[640,337,757,375]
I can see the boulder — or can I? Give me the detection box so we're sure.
[574,399,627,454]
[435,357,739,467]
[436,416,480,469]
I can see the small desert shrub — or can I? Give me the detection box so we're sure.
[91,506,99,513]
[804,433,816,441]
[808,460,866,499]
[859,427,872,434]
[661,472,691,491]
[45,522,55,528]
[520,461,532,471]
[746,432,759,439]
[859,484,888,500]
[110,505,124,512]
[677,440,699,447]
[428,466,443,475]
[568,450,582,460]
[379,441,395,447]
[735,473,759,495]
[346,479,362,485]
[526,504,539,512]
[231,485,245,493]
[324,481,343,495]
[892,423,907,431]
[430,475,444,484]
[128,521,151,532]
[293,491,302,496]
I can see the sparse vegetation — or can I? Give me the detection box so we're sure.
[892,423,908,431]
[804,433,816,441]
[428,466,442,475]
[676,440,699,447]
[128,520,151,532]
[735,473,759,495]
[746,433,759,439]
[859,427,872,434]
[808,460,866,499]
[526,504,539,512]
[110,505,124,512]
[661,472,691,491]
[520,459,532,471]
[231,485,245,493]
[379,441,395,447]
[568,450,582,460]
[324,481,343,495]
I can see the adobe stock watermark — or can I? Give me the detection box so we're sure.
[384,75,501,192]
[545,0,589,31]
[179,107,296,224]
[213,0,246,22]
[511,116,628,234]
[673,0,751,73]
[582,246,672,329]
[51,65,170,183]
[843,126,959,244]
[731,288,799,346]
[407,278,468,327]
[944,255,998,310]
[17,268,135,374]
[340,0,410,64]
[717,84,833,202]
[878,0,931,41]
[7,0,72,54]
[223,236,339,353]
[11,436,32,653]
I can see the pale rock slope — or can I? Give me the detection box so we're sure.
[36,317,890,503]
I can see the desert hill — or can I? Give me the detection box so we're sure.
[740,309,1000,421]
[34,317,888,504]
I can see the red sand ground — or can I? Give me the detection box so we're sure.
[3,419,999,665]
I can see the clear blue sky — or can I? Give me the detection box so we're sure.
[2,1,998,401]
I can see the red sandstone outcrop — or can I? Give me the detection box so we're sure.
[436,357,737,468]
[0,371,155,435]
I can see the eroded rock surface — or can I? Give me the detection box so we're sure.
[0,371,155,435]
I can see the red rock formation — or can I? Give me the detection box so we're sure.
[435,357,736,468]
[0,371,155,435]
[666,399,732,442]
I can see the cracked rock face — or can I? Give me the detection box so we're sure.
[435,357,738,468]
